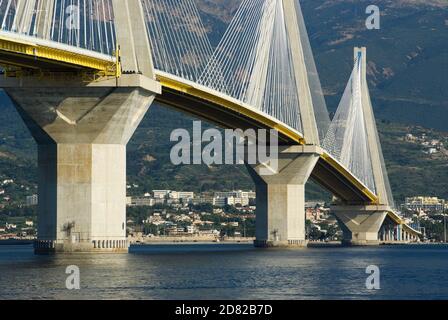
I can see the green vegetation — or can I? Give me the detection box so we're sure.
[420,216,448,242]
[378,121,448,201]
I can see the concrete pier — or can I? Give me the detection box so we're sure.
[332,205,388,246]
[0,0,160,254]
[247,146,321,248]
[4,77,160,253]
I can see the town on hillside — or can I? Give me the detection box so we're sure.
[1,187,447,243]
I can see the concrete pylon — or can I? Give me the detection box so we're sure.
[247,146,321,248]
[112,0,155,78]
[356,47,390,206]
[5,83,159,253]
[282,0,320,146]
[332,47,392,245]
[1,1,161,253]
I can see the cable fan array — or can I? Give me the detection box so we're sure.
[293,0,330,143]
[0,0,116,55]
[323,54,376,194]
[141,0,214,82]
[199,0,303,132]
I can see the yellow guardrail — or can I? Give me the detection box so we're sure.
[0,33,119,77]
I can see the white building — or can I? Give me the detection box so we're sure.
[213,197,227,207]
[192,197,214,206]
[2,179,13,186]
[154,198,166,205]
[199,229,220,236]
[178,192,195,200]
[213,191,255,207]
[215,190,255,200]
[168,191,179,199]
[26,194,38,206]
[404,196,445,212]
[153,190,171,199]
[129,197,155,207]
[186,226,196,234]
[430,139,440,146]
[226,196,249,206]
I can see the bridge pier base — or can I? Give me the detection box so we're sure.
[4,76,160,254]
[247,147,321,248]
[332,205,388,246]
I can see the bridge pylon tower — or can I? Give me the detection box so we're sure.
[2,0,161,253]
[247,0,323,248]
[332,47,394,246]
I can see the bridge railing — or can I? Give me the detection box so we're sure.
[141,0,214,83]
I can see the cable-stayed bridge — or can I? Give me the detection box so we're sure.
[0,0,420,253]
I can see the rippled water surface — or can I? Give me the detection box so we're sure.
[0,244,447,300]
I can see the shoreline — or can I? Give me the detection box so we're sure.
[1,239,446,247]
[132,238,255,245]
